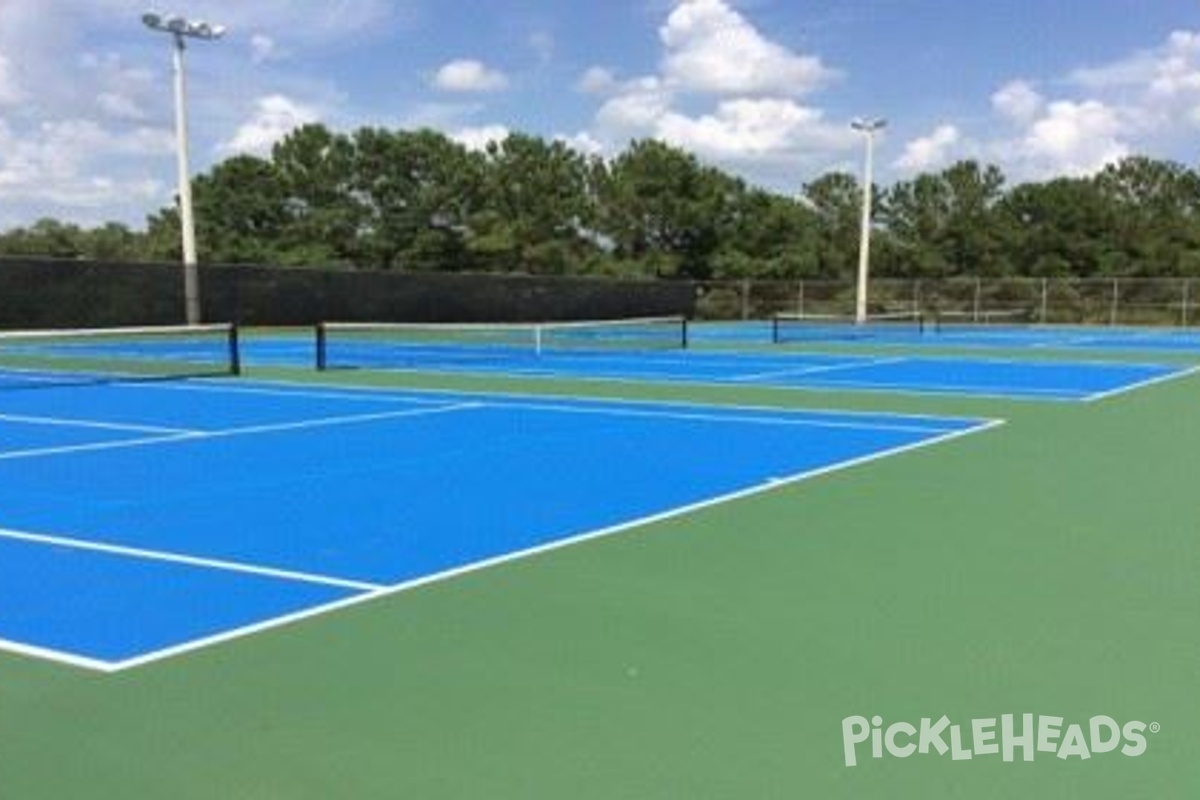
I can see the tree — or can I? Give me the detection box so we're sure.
[802,172,861,279]
[168,155,290,265]
[271,123,363,266]
[882,160,1007,278]
[470,133,598,274]
[351,128,480,271]
[597,139,732,279]
[1094,156,1200,276]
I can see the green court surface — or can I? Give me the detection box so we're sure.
[1,341,1197,799]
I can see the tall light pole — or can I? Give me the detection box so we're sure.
[142,11,225,325]
[851,117,886,325]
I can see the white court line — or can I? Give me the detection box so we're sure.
[0,402,483,461]
[0,412,196,435]
[119,379,459,406]
[730,356,907,382]
[0,636,113,672]
[0,526,385,592]
[0,431,197,461]
[93,415,1005,673]
[190,402,483,439]
[1082,363,1200,403]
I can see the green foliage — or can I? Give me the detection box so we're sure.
[1,128,1199,282]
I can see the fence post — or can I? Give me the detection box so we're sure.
[740,278,750,320]
[796,279,805,316]
[1040,278,1049,324]
[1183,279,1192,327]
[1109,278,1120,326]
[973,277,982,322]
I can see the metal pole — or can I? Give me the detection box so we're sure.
[144,13,225,325]
[1109,278,1119,326]
[854,126,879,324]
[171,34,201,325]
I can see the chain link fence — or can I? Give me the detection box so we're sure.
[694,277,1200,327]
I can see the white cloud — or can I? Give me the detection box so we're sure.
[583,1,848,185]
[659,0,837,96]
[595,77,673,131]
[0,117,167,221]
[991,80,1043,124]
[894,124,961,173]
[577,66,619,95]
[433,59,510,93]
[656,98,847,161]
[222,94,321,156]
[451,124,510,151]
[556,131,605,157]
[1066,28,1200,133]
[250,34,280,65]
[1016,100,1128,177]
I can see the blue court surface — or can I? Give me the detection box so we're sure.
[692,320,1200,352]
[0,378,996,671]
[250,336,1191,402]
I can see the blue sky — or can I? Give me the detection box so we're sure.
[0,0,1198,229]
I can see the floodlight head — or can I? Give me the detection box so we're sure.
[851,117,888,133]
[142,11,226,40]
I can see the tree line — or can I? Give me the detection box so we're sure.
[2,124,1199,281]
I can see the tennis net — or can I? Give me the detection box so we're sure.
[0,323,241,389]
[315,316,689,370]
[771,311,925,344]
[932,308,1036,331]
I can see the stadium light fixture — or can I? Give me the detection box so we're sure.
[850,117,887,325]
[142,11,226,325]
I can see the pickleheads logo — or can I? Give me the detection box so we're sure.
[842,715,1159,767]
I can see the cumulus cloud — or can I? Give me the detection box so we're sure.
[595,77,673,131]
[894,124,961,173]
[991,80,1043,125]
[1066,28,1200,133]
[659,0,837,96]
[656,99,846,161]
[582,0,849,180]
[222,94,321,156]
[451,124,510,151]
[433,60,510,93]
[0,117,166,221]
[577,66,619,95]
[1014,100,1129,177]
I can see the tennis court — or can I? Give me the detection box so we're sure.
[3,317,1200,800]
[243,320,1192,402]
[0,373,995,670]
[697,317,1200,352]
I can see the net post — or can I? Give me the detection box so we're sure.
[315,323,327,371]
[534,325,544,357]
[771,314,781,344]
[681,317,689,349]
[228,323,241,376]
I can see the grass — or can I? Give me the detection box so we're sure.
[0,341,1197,798]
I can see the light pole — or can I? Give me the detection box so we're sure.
[142,11,225,325]
[850,117,886,325]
